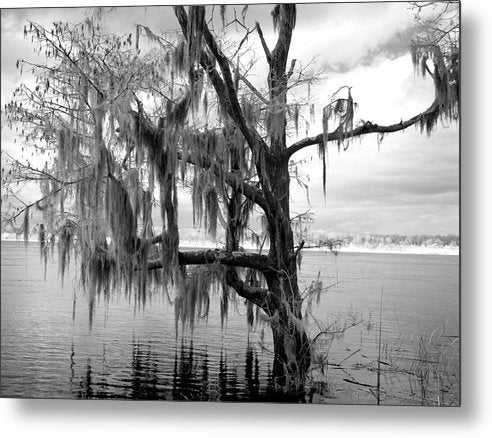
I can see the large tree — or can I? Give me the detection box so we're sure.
[2,3,459,399]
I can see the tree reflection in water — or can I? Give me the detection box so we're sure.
[70,339,276,401]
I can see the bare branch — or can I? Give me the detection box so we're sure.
[231,26,255,59]
[255,22,271,63]
[7,188,61,222]
[235,68,269,105]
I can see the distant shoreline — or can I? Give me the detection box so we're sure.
[2,236,457,257]
[302,245,459,256]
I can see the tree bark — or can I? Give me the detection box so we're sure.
[261,152,311,399]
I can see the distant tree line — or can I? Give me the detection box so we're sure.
[307,231,459,249]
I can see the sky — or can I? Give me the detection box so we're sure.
[0,1,459,236]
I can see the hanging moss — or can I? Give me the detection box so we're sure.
[204,188,218,240]
[246,300,255,328]
[38,223,49,279]
[271,4,296,33]
[166,92,191,126]
[293,103,299,136]
[107,175,137,255]
[174,265,224,332]
[58,219,74,286]
[187,6,205,69]
[38,223,45,250]
[22,206,30,246]
[203,91,208,115]
[318,140,327,199]
[411,39,459,133]
[220,276,230,330]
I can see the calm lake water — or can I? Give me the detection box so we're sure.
[0,241,459,404]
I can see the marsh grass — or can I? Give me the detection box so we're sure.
[305,307,460,405]
[408,327,460,406]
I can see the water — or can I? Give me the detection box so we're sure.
[0,241,459,404]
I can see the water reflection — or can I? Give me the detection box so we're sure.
[172,341,211,401]
[129,341,161,400]
[70,339,276,401]
[244,346,260,399]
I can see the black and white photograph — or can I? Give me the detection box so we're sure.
[1,1,461,408]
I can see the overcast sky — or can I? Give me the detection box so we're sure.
[0,1,459,236]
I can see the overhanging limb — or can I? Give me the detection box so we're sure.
[284,99,440,159]
[146,249,272,273]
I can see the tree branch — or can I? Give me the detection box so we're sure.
[30,22,104,99]
[7,188,61,222]
[146,248,271,273]
[284,99,440,159]
[270,4,296,75]
[255,22,271,63]
[234,68,269,105]
[225,267,269,308]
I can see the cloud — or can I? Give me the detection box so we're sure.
[289,2,421,75]
[358,24,420,68]
[319,23,420,74]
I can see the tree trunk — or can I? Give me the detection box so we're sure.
[263,154,311,400]
[271,314,311,400]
